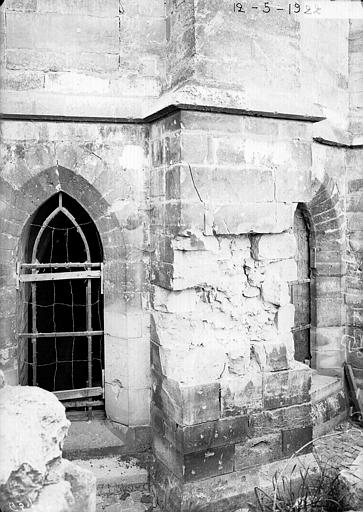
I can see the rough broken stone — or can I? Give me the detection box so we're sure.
[266,259,298,284]
[0,385,70,507]
[28,481,75,512]
[243,285,261,298]
[262,275,291,306]
[225,338,251,375]
[0,385,96,512]
[152,286,198,313]
[244,259,266,287]
[263,333,295,371]
[221,367,263,416]
[159,343,227,384]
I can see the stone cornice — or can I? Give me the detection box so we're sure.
[0,103,325,125]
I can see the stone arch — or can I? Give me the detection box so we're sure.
[18,192,105,402]
[292,203,313,364]
[300,172,346,376]
[16,166,121,259]
[0,165,139,426]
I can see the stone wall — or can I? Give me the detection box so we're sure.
[0,106,355,509]
[0,120,151,428]
[148,110,315,510]
[1,0,165,117]
[349,20,363,138]
[0,0,353,129]
[188,0,348,121]
[164,0,195,90]
[345,16,363,390]
[346,147,363,389]
[0,380,96,512]
[1,1,362,510]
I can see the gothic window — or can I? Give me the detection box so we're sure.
[17,192,104,418]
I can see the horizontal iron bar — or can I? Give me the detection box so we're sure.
[19,270,101,282]
[54,386,103,400]
[289,279,311,285]
[62,399,104,408]
[18,330,103,338]
[21,262,102,269]
[291,324,311,333]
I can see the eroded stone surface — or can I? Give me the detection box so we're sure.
[152,228,297,385]
[0,385,70,504]
[0,384,96,512]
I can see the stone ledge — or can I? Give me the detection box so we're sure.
[310,372,343,403]
[73,457,148,488]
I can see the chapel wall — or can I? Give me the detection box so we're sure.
[0,120,151,430]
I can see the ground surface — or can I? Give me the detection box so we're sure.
[64,420,125,458]
[70,420,363,512]
[314,421,363,471]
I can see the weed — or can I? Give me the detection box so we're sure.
[253,430,360,512]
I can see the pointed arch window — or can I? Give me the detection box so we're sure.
[17,192,104,418]
[290,204,314,365]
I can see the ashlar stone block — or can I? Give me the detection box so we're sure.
[262,275,291,306]
[152,371,220,426]
[263,364,312,410]
[235,433,282,470]
[252,233,297,261]
[151,405,250,454]
[221,371,263,417]
[210,203,294,235]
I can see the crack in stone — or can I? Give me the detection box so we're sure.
[185,161,204,204]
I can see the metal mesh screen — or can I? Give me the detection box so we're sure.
[17,193,104,417]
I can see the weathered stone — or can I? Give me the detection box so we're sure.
[152,286,198,313]
[152,372,220,426]
[158,343,227,384]
[184,446,235,482]
[281,426,313,456]
[253,332,295,372]
[252,233,297,261]
[263,364,311,410]
[0,2,360,511]
[205,167,275,203]
[183,416,249,454]
[7,12,119,52]
[180,453,318,512]
[152,404,250,455]
[27,460,96,512]
[153,432,236,482]
[249,403,312,437]
[0,385,96,512]
[226,339,251,376]
[27,481,75,512]
[210,203,294,235]
[0,386,70,505]
[221,370,263,417]
[262,275,291,306]
[235,433,282,470]
[312,390,346,437]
